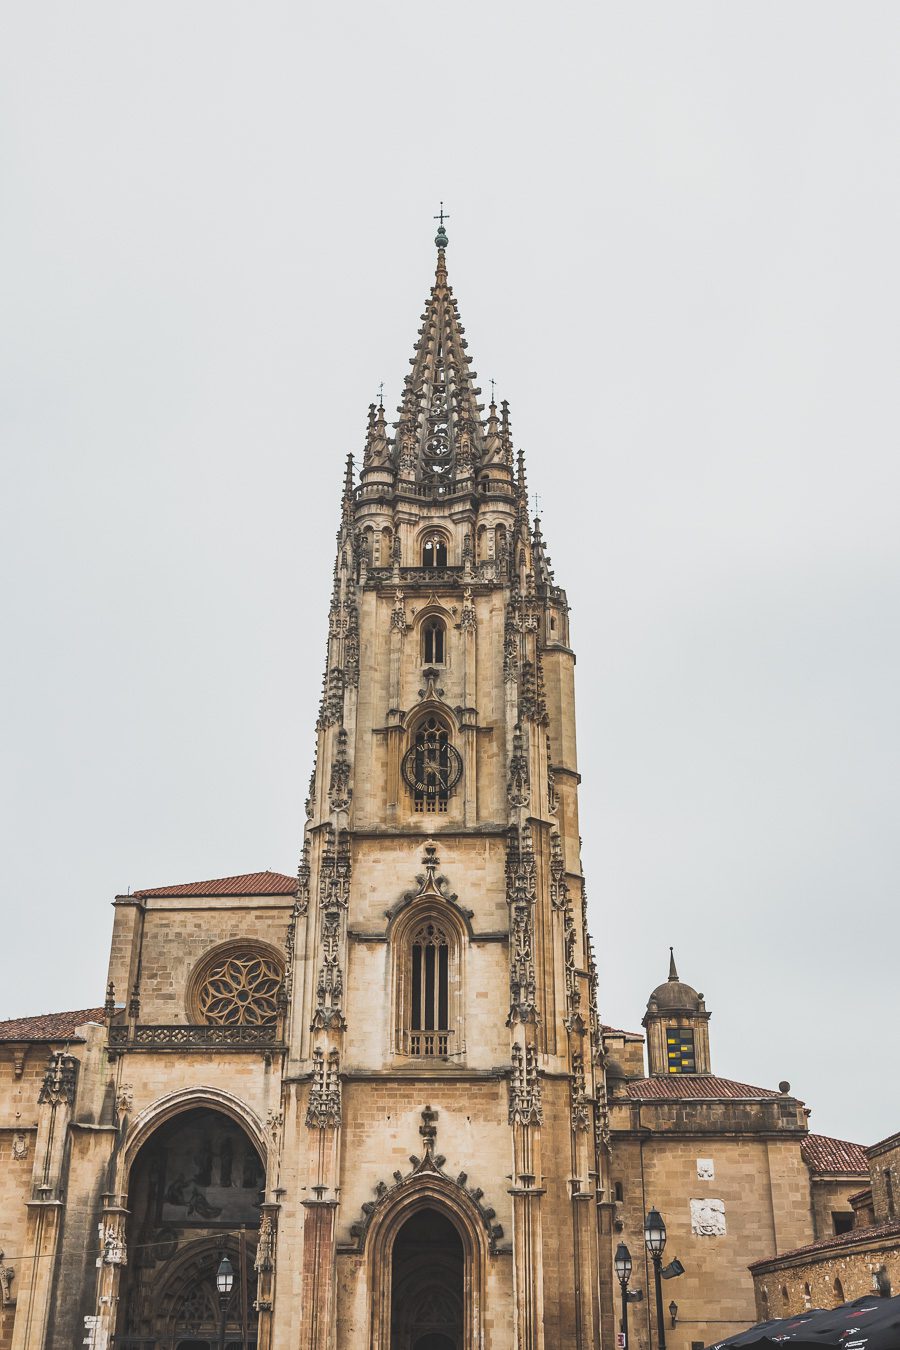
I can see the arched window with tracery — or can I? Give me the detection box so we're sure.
[409,918,451,1056]
[423,617,446,666]
[422,533,448,569]
[392,902,465,1062]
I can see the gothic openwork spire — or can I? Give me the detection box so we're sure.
[392,220,486,485]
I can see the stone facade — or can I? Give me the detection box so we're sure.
[0,228,888,1350]
[750,1131,900,1318]
[604,958,870,1350]
[0,230,610,1350]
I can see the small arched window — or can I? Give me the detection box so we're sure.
[409,918,451,1056]
[411,715,452,814]
[834,1278,844,1305]
[614,1181,624,1203]
[380,526,393,566]
[422,534,448,569]
[781,1286,789,1312]
[423,618,446,665]
[761,1287,770,1321]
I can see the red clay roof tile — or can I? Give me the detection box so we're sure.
[749,1217,900,1267]
[0,1008,107,1042]
[801,1133,869,1176]
[126,870,298,899]
[621,1074,787,1101]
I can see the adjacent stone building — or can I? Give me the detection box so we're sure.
[0,226,887,1350]
[604,954,870,1350]
[749,1132,900,1319]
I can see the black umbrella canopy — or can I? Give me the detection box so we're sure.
[706,1295,900,1350]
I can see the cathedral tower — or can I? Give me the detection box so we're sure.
[282,223,613,1348]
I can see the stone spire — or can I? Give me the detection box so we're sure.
[500,398,515,470]
[392,223,485,484]
[482,395,506,467]
[362,400,391,469]
[531,516,555,591]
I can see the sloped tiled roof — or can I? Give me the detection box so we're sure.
[801,1133,868,1177]
[0,1008,107,1043]
[126,871,298,899]
[870,1130,900,1157]
[749,1217,900,1268]
[622,1074,786,1101]
[602,1025,645,1041]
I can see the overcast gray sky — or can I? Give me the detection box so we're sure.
[2,3,898,1145]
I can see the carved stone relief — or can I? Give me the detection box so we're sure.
[506,827,538,1025]
[99,1218,127,1266]
[38,1051,77,1106]
[507,723,530,808]
[328,727,352,812]
[11,1132,28,1161]
[509,1041,542,1126]
[0,1256,14,1307]
[306,1047,341,1129]
[311,827,351,1031]
[255,1207,276,1273]
[459,585,476,631]
[697,1158,715,1180]
[690,1198,726,1236]
[570,1051,590,1132]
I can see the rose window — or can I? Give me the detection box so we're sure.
[196,950,283,1025]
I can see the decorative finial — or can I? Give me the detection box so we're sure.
[490,377,496,405]
[668,946,679,981]
[377,381,384,408]
[532,493,542,518]
[434,201,450,250]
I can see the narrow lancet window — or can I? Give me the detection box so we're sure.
[423,619,446,665]
[422,535,448,568]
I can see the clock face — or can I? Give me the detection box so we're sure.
[401,726,463,797]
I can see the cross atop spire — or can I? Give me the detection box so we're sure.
[434,201,450,235]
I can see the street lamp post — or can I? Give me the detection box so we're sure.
[644,1207,668,1350]
[216,1254,234,1350]
[615,1242,633,1349]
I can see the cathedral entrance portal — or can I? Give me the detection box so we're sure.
[390,1207,464,1350]
[116,1106,262,1348]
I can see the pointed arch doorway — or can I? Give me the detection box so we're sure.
[391,1208,464,1350]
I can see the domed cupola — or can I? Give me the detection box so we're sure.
[643,948,712,1076]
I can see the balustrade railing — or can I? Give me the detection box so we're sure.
[108,1023,280,1050]
[406,1028,453,1058]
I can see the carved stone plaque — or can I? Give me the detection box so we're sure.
[690,1198,726,1236]
[697,1158,715,1180]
